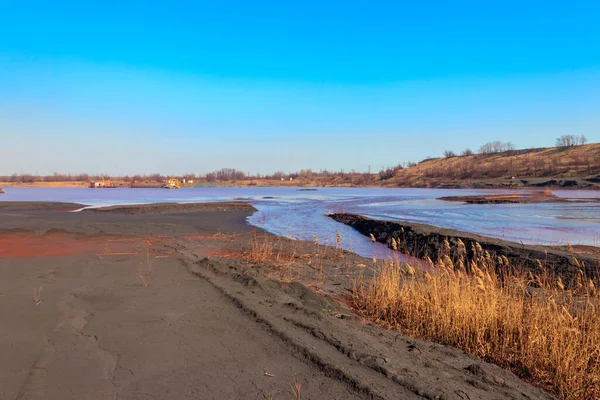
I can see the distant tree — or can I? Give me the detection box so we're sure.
[379,164,403,180]
[479,142,493,154]
[580,135,588,146]
[21,174,39,183]
[461,148,474,156]
[444,150,457,158]
[183,173,196,181]
[479,141,503,154]
[213,168,245,181]
[149,173,164,182]
[556,135,579,147]
[271,171,286,180]
[479,141,516,154]
[407,161,417,168]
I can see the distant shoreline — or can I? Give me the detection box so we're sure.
[2,180,600,190]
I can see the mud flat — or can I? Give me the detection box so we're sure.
[0,201,553,399]
[329,213,599,281]
[0,201,85,211]
[85,201,257,215]
[439,192,600,204]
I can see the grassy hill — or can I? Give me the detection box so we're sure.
[386,143,600,189]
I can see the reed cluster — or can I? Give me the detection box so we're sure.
[353,246,600,399]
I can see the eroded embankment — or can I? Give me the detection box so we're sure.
[329,213,599,281]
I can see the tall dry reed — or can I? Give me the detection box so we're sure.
[353,251,600,399]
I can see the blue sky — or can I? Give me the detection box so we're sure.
[1,1,599,175]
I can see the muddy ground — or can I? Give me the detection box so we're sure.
[0,202,554,399]
[438,192,600,204]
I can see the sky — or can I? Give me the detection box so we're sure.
[1,1,599,175]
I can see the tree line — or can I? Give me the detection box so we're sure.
[444,136,589,159]
[556,135,587,147]
[1,136,593,185]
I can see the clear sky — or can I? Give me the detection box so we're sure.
[1,1,599,175]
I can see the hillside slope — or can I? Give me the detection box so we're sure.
[387,143,600,189]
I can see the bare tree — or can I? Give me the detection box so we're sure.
[444,150,457,158]
[461,148,474,156]
[379,164,404,180]
[214,168,245,181]
[479,141,515,154]
[580,135,588,146]
[556,135,578,147]
[479,142,496,154]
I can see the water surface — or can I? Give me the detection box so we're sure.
[2,187,599,258]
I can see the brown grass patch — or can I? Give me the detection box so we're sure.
[352,251,600,399]
[245,232,350,285]
[394,142,600,185]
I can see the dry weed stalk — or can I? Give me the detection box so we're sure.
[33,286,42,305]
[290,379,301,400]
[352,247,600,400]
[137,242,153,287]
[248,231,357,287]
[249,232,303,282]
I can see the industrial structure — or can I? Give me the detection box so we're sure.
[89,175,115,188]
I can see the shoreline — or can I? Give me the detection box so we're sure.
[2,179,600,190]
[0,201,556,399]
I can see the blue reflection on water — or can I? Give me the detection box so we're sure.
[1,187,599,258]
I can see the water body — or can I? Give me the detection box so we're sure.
[1,187,599,258]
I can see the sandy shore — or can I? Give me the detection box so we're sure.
[0,202,553,399]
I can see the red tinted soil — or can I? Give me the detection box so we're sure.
[0,233,102,258]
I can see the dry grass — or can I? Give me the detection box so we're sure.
[248,232,344,285]
[393,143,600,185]
[33,286,43,305]
[260,378,302,400]
[250,233,301,282]
[290,379,301,400]
[137,242,153,287]
[245,231,600,397]
[352,249,600,399]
